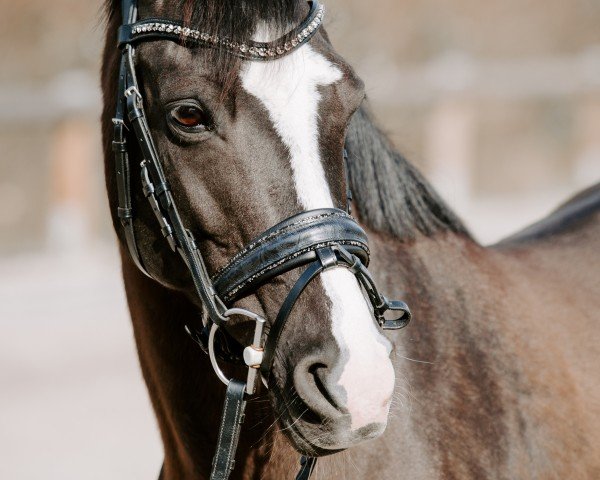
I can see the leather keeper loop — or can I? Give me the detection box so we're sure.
[142,183,154,197]
[154,181,170,197]
[117,25,133,48]
[112,140,128,152]
[118,207,133,219]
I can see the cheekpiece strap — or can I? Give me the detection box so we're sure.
[295,456,317,480]
[210,379,247,480]
[118,0,324,61]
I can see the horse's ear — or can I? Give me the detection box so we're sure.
[345,101,470,241]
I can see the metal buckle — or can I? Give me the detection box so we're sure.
[124,85,143,110]
[376,296,412,330]
[208,308,266,395]
[124,85,140,98]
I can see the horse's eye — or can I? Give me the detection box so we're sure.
[170,105,209,129]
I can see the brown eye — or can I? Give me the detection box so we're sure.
[170,105,209,129]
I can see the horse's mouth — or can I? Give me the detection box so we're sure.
[271,384,345,456]
[270,384,387,457]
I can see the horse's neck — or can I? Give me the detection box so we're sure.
[369,228,591,477]
[367,231,526,475]
[370,231,515,398]
[121,250,298,479]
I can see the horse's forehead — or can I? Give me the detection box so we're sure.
[239,44,342,209]
[241,46,342,96]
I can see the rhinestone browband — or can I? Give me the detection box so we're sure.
[118,1,324,61]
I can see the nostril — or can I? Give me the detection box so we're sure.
[308,363,341,411]
[293,355,349,423]
[291,347,395,433]
[292,357,350,425]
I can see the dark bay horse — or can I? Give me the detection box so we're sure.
[101,0,600,478]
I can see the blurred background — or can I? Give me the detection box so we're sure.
[1,0,599,478]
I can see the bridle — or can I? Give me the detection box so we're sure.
[111,1,411,479]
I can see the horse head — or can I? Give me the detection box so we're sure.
[103,0,409,459]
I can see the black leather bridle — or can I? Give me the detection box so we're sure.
[112,1,411,479]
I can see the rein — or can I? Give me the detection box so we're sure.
[112,1,411,478]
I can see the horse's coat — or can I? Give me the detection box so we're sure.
[101,1,600,478]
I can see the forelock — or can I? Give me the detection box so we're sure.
[105,0,306,92]
[183,0,303,89]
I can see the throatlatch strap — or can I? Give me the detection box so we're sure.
[210,380,247,480]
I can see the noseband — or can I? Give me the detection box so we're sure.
[112,1,411,479]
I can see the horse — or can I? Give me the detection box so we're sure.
[100,0,600,478]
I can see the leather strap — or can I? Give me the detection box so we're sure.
[261,260,324,379]
[260,246,412,380]
[295,456,317,480]
[210,380,247,480]
[213,208,369,303]
[117,1,323,62]
[113,98,149,275]
[120,41,229,325]
[112,0,149,276]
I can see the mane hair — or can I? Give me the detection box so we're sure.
[346,104,470,241]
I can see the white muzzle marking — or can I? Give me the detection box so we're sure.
[240,38,395,431]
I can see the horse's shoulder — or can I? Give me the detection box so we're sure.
[495,183,600,247]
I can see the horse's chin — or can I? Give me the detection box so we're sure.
[272,388,388,457]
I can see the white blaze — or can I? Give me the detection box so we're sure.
[240,41,394,430]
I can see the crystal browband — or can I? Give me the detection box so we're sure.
[118,1,325,61]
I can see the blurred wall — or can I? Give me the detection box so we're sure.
[0,0,105,254]
[326,0,600,240]
[1,0,599,250]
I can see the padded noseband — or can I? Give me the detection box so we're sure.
[213,209,369,302]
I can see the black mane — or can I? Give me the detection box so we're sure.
[105,0,301,31]
[346,104,470,241]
